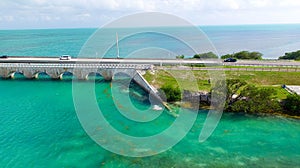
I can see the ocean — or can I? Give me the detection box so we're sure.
[1,24,300,167]
[1,24,300,58]
[1,80,300,167]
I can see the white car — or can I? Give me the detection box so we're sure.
[59,55,71,60]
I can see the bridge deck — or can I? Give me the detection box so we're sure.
[1,56,300,67]
[0,63,151,69]
[0,56,218,65]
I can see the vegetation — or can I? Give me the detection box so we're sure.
[279,50,300,60]
[221,51,263,60]
[175,50,265,60]
[144,70,300,93]
[176,55,184,59]
[193,52,218,59]
[282,94,300,116]
[144,69,300,117]
[188,63,206,68]
[224,71,300,86]
[211,79,300,116]
[216,79,247,110]
[233,87,282,114]
[159,84,181,102]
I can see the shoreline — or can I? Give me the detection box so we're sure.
[167,100,300,120]
[145,68,300,119]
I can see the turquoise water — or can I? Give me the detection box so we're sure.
[1,25,300,167]
[1,24,300,58]
[0,79,300,167]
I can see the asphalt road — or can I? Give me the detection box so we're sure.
[0,56,300,67]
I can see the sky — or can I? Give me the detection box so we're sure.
[1,0,300,29]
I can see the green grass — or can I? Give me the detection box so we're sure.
[225,71,300,85]
[144,70,200,92]
[255,85,290,100]
[144,69,300,92]
[162,65,300,69]
[223,65,300,69]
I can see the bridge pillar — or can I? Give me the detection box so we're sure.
[0,68,10,78]
[23,70,34,79]
[100,69,113,81]
[73,69,90,80]
[47,72,59,79]
[46,69,61,79]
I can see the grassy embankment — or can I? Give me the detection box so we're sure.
[144,68,300,100]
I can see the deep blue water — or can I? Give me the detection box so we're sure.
[1,24,300,58]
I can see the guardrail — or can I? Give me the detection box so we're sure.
[157,66,300,72]
[0,63,152,70]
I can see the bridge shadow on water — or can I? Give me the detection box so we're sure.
[112,73,151,110]
[1,71,152,112]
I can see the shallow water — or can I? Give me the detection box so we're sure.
[0,79,299,167]
[1,24,300,167]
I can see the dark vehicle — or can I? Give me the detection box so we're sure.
[0,55,8,58]
[224,58,237,62]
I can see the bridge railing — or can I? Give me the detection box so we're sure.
[0,63,152,70]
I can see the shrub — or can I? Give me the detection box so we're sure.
[193,52,218,59]
[279,50,300,60]
[176,55,184,59]
[282,94,300,115]
[160,84,181,102]
[230,86,282,114]
[221,51,263,60]
[211,79,282,114]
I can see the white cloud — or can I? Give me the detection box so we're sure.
[3,15,15,22]
[220,0,240,10]
[249,0,269,8]
[0,0,299,29]
[75,13,91,21]
[278,0,300,7]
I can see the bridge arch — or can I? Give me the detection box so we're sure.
[113,71,134,82]
[22,71,35,79]
[86,72,104,81]
[59,71,76,80]
[9,71,26,79]
[34,72,51,80]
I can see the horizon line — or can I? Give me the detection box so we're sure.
[1,22,300,31]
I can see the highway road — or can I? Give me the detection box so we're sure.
[224,59,300,67]
[0,56,219,65]
[0,56,300,67]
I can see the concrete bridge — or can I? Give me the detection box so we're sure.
[0,57,162,104]
[0,56,208,80]
[0,62,151,80]
[2,56,300,67]
[1,57,300,80]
